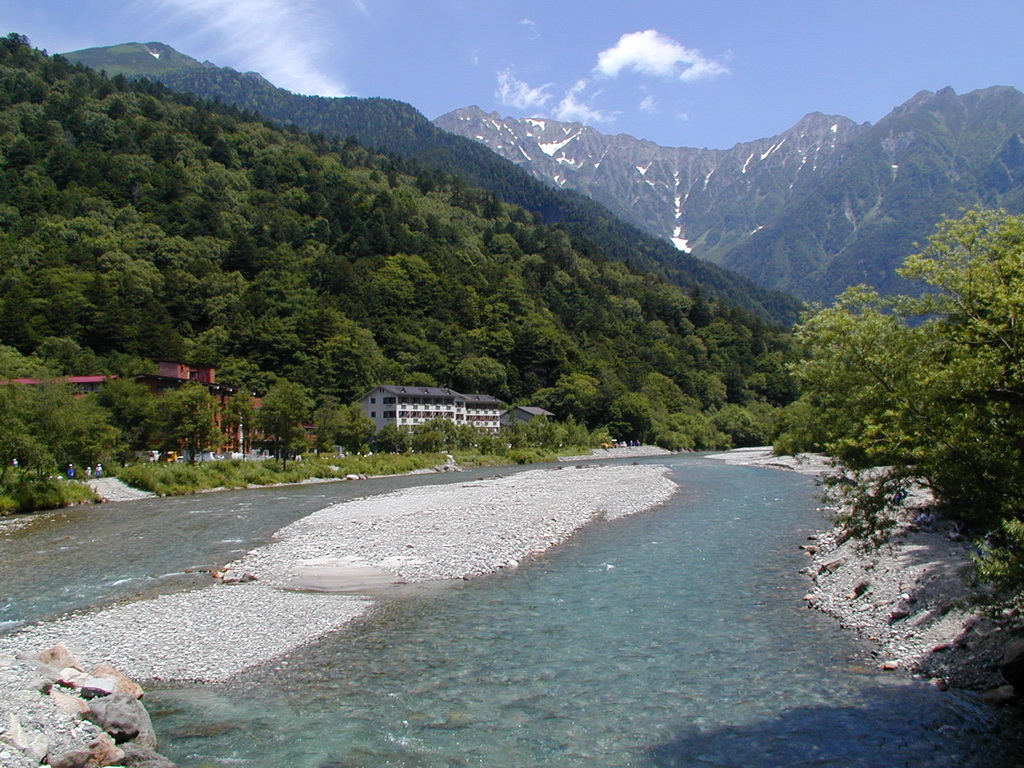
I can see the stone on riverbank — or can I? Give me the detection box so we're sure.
[0,645,176,768]
[802,498,1018,693]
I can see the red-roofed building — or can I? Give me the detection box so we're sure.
[1,375,115,395]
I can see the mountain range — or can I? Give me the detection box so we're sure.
[63,42,1024,303]
[437,87,1024,301]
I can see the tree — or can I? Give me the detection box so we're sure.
[162,383,220,462]
[98,377,157,465]
[372,423,409,454]
[312,397,345,454]
[29,383,119,469]
[452,356,507,398]
[785,209,1024,578]
[607,392,656,444]
[335,403,375,455]
[222,390,256,456]
[258,379,312,466]
[0,386,49,480]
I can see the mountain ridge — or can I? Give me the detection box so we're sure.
[66,41,1024,303]
[437,86,1024,301]
[63,41,800,323]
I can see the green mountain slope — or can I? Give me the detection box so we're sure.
[720,86,1024,301]
[0,35,793,432]
[63,41,801,324]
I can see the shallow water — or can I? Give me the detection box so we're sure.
[127,457,1022,768]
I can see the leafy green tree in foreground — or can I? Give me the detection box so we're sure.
[783,209,1024,596]
[334,403,376,455]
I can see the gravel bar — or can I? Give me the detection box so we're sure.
[0,463,677,684]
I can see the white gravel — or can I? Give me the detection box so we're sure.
[0,464,677,685]
[87,477,156,501]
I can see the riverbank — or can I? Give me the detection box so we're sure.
[708,447,1022,698]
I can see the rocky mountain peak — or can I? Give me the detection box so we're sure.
[436,87,1024,301]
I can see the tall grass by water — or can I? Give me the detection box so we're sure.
[113,454,447,496]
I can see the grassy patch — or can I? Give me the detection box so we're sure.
[0,476,98,514]
[111,453,455,496]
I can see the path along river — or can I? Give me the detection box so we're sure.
[1,454,1022,767]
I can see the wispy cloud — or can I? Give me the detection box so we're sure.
[495,28,725,128]
[596,30,728,82]
[554,80,616,124]
[519,18,540,41]
[639,94,658,113]
[496,68,553,110]
[152,0,351,96]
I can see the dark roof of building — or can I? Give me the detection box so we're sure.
[135,373,237,394]
[360,385,504,405]
[462,393,504,405]
[370,385,459,397]
[515,406,555,416]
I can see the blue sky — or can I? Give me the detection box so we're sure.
[2,1,1023,149]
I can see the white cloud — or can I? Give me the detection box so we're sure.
[596,29,728,83]
[496,69,553,110]
[639,94,658,113]
[152,0,351,96]
[554,83,616,124]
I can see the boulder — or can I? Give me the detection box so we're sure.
[848,580,870,600]
[998,638,1024,690]
[79,675,119,699]
[49,733,124,768]
[980,684,1019,705]
[85,693,158,749]
[90,663,145,699]
[49,688,91,717]
[888,602,913,622]
[57,667,92,689]
[818,557,846,575]
[118,743,180,768]
[37,642,83,672]
[219,570,257,584]
[1,711,49,763]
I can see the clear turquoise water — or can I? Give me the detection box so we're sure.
[137,458,1023,768]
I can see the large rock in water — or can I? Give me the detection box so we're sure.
[85,693,158,749]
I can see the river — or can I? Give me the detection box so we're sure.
[1,454,1021,767]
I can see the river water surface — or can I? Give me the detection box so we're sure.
[2,455,1021,767]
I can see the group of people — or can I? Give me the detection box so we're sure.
[65,463,102,479]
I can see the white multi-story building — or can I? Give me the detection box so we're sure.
[359,386,504,434]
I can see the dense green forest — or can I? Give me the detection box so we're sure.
[0,35,795,459]
[65,42,802,324]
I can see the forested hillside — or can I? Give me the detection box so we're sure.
[64,42,801,324]
[0,36,793,447]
